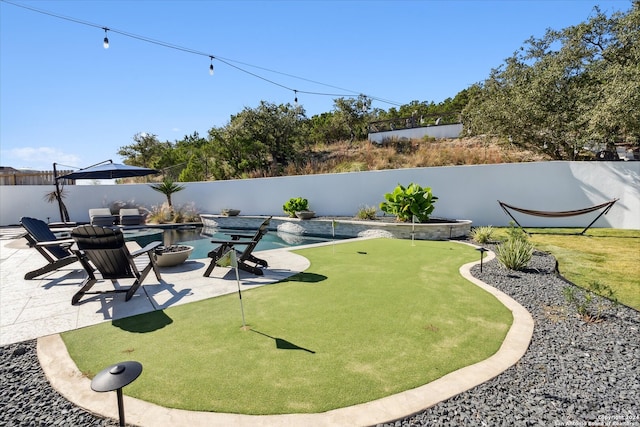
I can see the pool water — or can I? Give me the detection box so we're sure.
[163,227,337,259]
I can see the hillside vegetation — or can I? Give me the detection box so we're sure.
[117,5,636,182]
[253,136,550,178]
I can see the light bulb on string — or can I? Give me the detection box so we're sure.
[294,90,298,104]
[209,56,214,76]
[102,27,109,49]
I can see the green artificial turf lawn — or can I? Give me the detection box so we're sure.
[61,239,512,415]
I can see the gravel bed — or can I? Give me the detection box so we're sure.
[1,248,638,426]
[380,248,639,427]
[0,340,123,426]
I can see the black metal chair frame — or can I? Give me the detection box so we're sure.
[20,216,78,280]
[203,217,272,277]
[70,225,162,305]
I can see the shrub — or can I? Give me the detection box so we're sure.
[283,197,309,217]
[496,223,534,270]
[147,202,199,224]
[505,222,529,242]
[563,281,618,323]
[355,205,377,220]
[470,225,494,244]
[496,238,534,270]
[379,183,438,222]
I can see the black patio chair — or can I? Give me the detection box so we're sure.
[70,225,162,305]
[20,216,78,279]
[203,217,272,277]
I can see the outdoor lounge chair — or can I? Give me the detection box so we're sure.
[70,225,162,305]
[20,216,78,279]
[119,208,145,226]
[89,208,117,226]
[203,217,272,277]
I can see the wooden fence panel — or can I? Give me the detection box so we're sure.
[0,170,75,186]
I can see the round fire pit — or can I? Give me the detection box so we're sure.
[154,245,193,267]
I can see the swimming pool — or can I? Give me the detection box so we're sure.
[162,226,338,259]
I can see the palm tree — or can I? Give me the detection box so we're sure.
[44,187,70,222]
[149,179,185,208]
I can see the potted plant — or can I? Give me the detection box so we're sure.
[283,197,314,219]
[379,183,438,222]
[221,208,241,216]
[154,245,193,267]
[295,210,316,220]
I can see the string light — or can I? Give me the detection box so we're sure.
[294,90,298,104]
[2,0,405,107]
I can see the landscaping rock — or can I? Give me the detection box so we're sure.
[1,248,638,426]
[381,248,640,426]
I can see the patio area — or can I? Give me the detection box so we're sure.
[0,227,310,346]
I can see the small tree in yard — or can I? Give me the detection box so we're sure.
[149,179,185,208]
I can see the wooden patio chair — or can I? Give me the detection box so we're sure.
[20,216,78,279]
[70,225,162,305]
[203,216,272,277]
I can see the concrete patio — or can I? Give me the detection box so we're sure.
[0,227,310,346]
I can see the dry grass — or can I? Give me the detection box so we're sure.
[284,137,550,176]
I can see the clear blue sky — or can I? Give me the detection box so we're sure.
[0,0,632,171]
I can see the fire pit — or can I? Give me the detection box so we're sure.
[154,245,193,267]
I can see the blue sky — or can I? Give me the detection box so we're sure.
[0,0,632,171]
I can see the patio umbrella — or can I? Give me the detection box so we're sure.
[53,160,160,222]
[57,160,159,180]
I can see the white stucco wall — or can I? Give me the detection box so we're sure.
[368,123,463,143]
[1,162,638,229]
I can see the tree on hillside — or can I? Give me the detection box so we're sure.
[462,3,639,159]
[207,125,266,179]
[118,133,171,169]
[333,95,372,142]
[223,101,308,174]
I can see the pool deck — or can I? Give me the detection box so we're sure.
[0,227,533,426]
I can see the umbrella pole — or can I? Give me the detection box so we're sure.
[52,163,65,222]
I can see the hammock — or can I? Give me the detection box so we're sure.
[498,199,618,235]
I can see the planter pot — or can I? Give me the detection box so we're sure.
[295,211,316,220]
[155,245,193,267]
[221,209,240,216]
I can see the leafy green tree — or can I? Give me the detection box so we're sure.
[208,124,267,179]
[307,111,347,144]
[224,101,308,174]
[333,95,372,142]
[463,4,639,158]
[117,133,169,168]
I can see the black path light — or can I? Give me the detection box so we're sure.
[476,247,489,272]
[91,361,143,427]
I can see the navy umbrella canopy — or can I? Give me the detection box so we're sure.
[52,160,160,222]
[57,161,159,180]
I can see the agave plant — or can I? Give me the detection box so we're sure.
[379,183,438,222]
